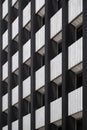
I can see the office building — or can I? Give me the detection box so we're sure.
[0,0,86,130]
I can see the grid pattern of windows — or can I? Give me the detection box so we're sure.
[0,0,86,130]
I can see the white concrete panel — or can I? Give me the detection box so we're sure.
[23,2,31,27]
[12,17,18,39]
[2,126,8,130]
[35,66,45,90]
[35,0,45,13]
[12,120,18,130]
[68,0,83,23]
[12,51,19,72]
[2,0,8,18]
[23,40,31,63]
[35,106,45,129]
[2,30,8,50]
[50,98,62,123]
[35,25,45,52]
[12,86,18,105]
[68,87,83,116]
[68,37,83,69]
[2,62,8,80]
[50,53,62,81]
[2,93,8,111]
[50,9,62,39]
[12,0,17,6]
[23,76,31,98]
[23,114,31,130]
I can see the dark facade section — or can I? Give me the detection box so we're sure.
[62,0,68,129]
[18,0,23,130]
[8,0,12,130]
[83,0,87,129]
[31,0,35,130]
[0,1,2,130]
[62,1,75,130]
[45,0,50,130]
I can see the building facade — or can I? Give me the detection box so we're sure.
[0,0,86,130]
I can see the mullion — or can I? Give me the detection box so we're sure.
[45,0,50,130]
[0,1,2,130]
[18,0,23,130]
[31,0,35,130]
[8,0,12,130]
[62,1,75,130]
[83,0,87,129]
[62,0,68,130]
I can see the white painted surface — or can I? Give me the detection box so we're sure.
[68,0,83,23]
[50,9,62,39]
[23,114,31,130]
[2,30,8,50]
[2,62,8,80]
[12,85,18,105]
[35,25,45,52]
[23,2,31,27]
[23,40,31,63]
[2,93,8,111]
[12,17,18,39]
[23,76,31,98]
[35,0,45,13]
[12,120,18,130]
[2,126,8,130]
[68,37,83,69]
[68,87,82,115]
[35,106,45,129]
[12,0,17,6]
[50,53,62,81]
[2,0,8,18]
[12,51,19,72]
[36,66,45,90]
[50,98,62,123]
